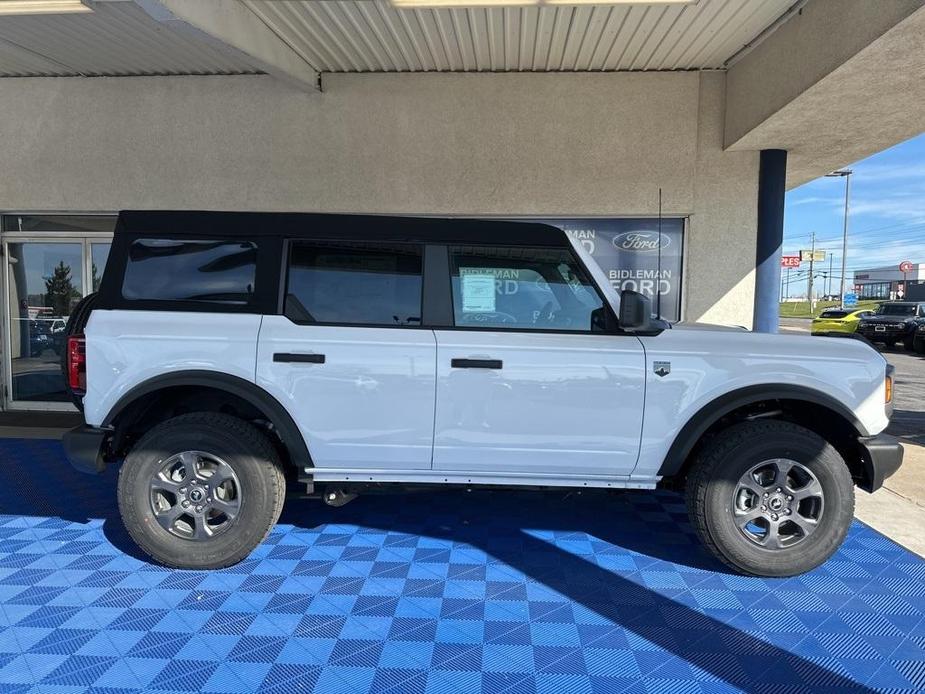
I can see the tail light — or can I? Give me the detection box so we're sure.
[67,335,86,395]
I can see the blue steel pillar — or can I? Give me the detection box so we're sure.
[753,149,787,333]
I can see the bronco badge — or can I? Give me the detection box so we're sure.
[653,361,671,377]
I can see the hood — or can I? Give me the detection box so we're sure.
[671,321,749,332]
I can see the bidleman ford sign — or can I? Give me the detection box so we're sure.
[541,219,684,322]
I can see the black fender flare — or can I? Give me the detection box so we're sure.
[103,370,311,469]
[657,384,865,477]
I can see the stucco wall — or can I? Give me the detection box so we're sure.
[0,71,758,326]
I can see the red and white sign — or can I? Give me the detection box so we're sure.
[899,261,914,273]
[781,255,801,268]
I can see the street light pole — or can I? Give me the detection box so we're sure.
[825,169,852,308]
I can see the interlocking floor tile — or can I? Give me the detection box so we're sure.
[0,438,922,692]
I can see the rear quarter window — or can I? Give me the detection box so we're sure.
[122,239,257,304]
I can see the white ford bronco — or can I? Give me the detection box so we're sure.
[63,211,902,576]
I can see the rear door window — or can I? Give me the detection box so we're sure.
[122,239,257,304]
[286,241,423,327]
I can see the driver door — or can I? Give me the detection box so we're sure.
[432,244,646,477]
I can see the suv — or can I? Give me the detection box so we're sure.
[63,211,902,577]
[857,301,925,350]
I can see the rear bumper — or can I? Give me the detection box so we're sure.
[857,433,904,493]
[62,425,109,474]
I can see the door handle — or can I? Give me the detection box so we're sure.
[451,358,502,369]
[274,352,325,364]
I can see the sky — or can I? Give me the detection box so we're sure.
[783,132,925,298]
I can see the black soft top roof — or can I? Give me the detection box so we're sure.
[115,211,568,247]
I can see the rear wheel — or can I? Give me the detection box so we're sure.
[686,420,854,577]
[118,412,286,569]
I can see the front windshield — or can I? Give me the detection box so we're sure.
[877,304,916,316]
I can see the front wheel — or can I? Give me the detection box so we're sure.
[903,335,915,351]
[915,336,925,355]
[686,420,854,577]
[118,412,286,569]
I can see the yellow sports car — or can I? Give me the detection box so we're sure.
[811,308,875,335]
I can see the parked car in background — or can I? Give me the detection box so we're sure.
[28,318,66,357]
[857,302,925,350]
[811,308,875,336]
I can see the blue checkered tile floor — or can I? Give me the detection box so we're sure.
[0,439,923,693]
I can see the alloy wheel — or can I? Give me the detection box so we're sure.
[732,458,824,549]
[148,450,242,540]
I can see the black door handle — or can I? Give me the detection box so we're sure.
[451,358,502,369]
[274,353,325,364]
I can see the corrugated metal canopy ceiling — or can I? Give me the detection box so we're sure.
[0,0,793,78]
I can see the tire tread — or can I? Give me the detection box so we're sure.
[685,420,854,577]
[118,412,286,569]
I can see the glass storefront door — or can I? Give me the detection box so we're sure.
[2,215,114,410]
[6,242,83,404]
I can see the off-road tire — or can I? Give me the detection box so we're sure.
[914,336,925,355]
[903,335,915,351]
[685,420,854,577]
[885,339,897,349]
[118,412,286,569]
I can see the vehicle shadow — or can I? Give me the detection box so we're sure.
[0,438,877,692]
[277,489,875,692]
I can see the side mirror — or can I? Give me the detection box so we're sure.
[619,290,652,331]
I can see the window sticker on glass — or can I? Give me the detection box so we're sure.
[461,271,497,313]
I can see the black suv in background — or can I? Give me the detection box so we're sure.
[857,302,925,350]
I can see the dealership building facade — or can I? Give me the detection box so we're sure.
[0,0,923,411]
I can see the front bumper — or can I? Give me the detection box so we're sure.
[62,425,109,474]
[856,433,904,493]
[857,326,911,341]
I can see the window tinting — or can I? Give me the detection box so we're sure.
[122,239,257,304]
[877,304,916,316]
[448,246,605,332]
[820,310,848,319]
[287,241,423,327]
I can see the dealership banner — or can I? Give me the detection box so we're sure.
[541,218,685,322]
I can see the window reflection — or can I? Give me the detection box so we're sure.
[7,243,83,403]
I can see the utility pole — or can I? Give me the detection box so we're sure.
[807,231,816,310]
[827,252,833,297]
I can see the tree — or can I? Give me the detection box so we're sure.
[44,261,79,316]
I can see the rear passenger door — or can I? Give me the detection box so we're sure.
[256,240,436,470]
[432,245,646,477]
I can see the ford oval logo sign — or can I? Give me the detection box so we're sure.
[612,231,671,253]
